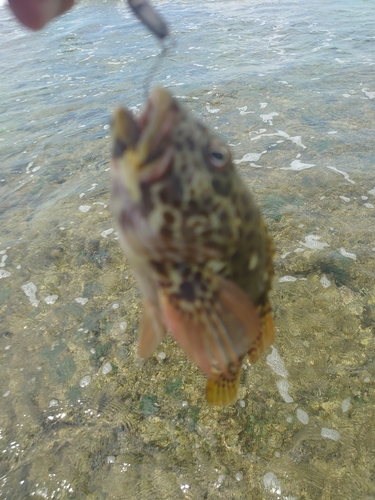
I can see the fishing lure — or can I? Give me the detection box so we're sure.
[127,0,169,40]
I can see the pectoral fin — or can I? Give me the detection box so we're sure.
[158,275,261,381]
[138,300,166,359]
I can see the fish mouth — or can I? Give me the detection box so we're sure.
[112,87,178,183]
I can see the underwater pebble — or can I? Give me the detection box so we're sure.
[49,399,59,407]
[235,472,243,481]
[296,409,309,424]
[266,346,289,379]
[79,375,91,388]
[3,390,10,397]
[279,275,297,283]
[321,427,341,441]
[342,397,351,413]
[0,254,7,267]
[101,228,114,238]
[79,205,91,213]
[276,379,294,403]
[339,195,350,202]
[103,124,110,130]
[21,282,39,307]
[263,472,281,494]
[75,297,88,305]
[339,248,356,260]
[361,196,368,200]
[44,295,58,305]
[364,203,374,209]
[368,187,375,196]
[286,416,293,423]
[158,352,166,360]
[0,270,11,279]
[112,303,119,309]
[182,401,188,407]
[320,276,331,288]
[120,321,127,331]
[102,362,113,375]
[239,400,246,408]
[274,451,281,458]
[107,456,116,464]
[364,377,371,383]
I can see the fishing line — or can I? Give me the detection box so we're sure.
[126,0,176,98]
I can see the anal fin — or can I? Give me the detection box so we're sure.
[138,300,166,359]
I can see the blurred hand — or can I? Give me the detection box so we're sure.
[9,0,75,30]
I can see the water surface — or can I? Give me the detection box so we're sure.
[0,0,374,498]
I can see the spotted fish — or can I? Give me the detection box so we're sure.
[110,87,275,406]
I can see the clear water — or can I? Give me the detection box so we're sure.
[0,0,375,498]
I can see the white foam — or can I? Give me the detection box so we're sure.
[296,409,309,424]
[326,166,355,184]
[250,130,306,149]
[101,228,114,238]
[0,270,10,279]
[260,102,268,109]
[22,282,39,307]
[278,276,297,283]
[266,346,289,378]
[79,205,91,213]
[320,276,331,288]
[340,248,356,260]
[276,379,294,403]
[362,88,375,99]
[233,151,267,164]
[206,105,220,113]
[0,255,8,267]
[339,196,350,202]
[368,187,375,196]
[260,112,279,125]
[237,106,253,115]
[321,427,341,441]
[282,159,315,171]
[299,235,329,250]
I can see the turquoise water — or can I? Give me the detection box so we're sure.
[1,1,375,498]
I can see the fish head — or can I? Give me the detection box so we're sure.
[111,86,240,262]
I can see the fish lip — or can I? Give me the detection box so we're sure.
[136,87,178,157]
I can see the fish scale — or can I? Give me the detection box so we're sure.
[111,87,275,406]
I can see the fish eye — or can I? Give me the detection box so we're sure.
[206,141,231,169]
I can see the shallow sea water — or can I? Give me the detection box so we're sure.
[1,0,375,498]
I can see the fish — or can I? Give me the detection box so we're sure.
[110,87,275,406]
